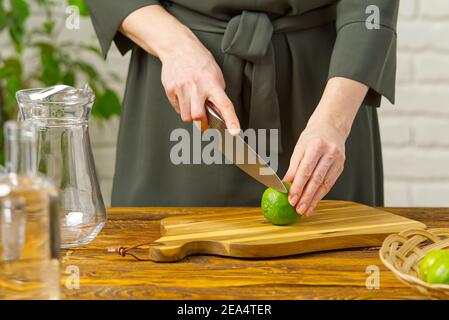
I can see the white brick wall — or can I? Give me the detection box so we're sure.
[420,0,449,18]
[55,0,449,207]
[379,0,449,206]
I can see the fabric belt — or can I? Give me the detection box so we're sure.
[163,1,336,151]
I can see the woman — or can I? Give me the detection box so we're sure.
[86,0,398,215]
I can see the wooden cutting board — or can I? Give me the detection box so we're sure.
[148,200,426,262]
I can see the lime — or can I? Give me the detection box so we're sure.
[427,254,449,285]
[427,252,449,284]
[261,182,299,226]
[418,249,449,282]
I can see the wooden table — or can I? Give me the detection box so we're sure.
[61,207,449,300]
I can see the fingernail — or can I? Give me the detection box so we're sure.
[289,195,298,206]
[297,204,307,215]
[229,123,240,135]
[305,207,314,217]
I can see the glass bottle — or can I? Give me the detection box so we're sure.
[0,121,60,300]
[16,85,106,248]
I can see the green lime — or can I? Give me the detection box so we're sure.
[427,254,449,285]
[261,182,299,226]
[418,249,449,282]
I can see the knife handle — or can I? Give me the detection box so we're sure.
[205,102,226,130]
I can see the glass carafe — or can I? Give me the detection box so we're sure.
[0,122,60,299]
[16,85,106,248]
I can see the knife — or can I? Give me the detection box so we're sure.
[205,103,287,193]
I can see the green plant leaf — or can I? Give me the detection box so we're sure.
[4,75,21,116]
[0,0,7,31]
[74,61,98,80]
[62,70,75,86]
[68,0,89,17]
[37,42,62,85]
[81,44,103,58]
[94,89,121,119]
[0,58,22,79]
[7,0,30,51]
[36,0,53,7]
[44,20,54,34]
[11,0,29,21]
[9,22,25,51]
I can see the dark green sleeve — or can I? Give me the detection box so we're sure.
[86,0,161,58]
[328,0,399,107]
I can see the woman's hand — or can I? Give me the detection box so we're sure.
[160,38,240,133]
[120,5,240,133]
[284,77,369,216]
[284,118,346,216]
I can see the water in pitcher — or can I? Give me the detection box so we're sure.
[0,122,60,300]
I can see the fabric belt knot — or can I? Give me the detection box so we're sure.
[220,11,282,151]
[221,11,273,63]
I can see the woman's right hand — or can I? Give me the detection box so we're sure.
[159,37,240,134]
[121,5,240,133]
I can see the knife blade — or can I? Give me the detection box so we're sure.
[205,103,287,193]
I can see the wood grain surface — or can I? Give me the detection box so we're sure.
[56,202,449,300]
[148,201,425,262]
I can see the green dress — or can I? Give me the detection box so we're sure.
[86,0,398,207]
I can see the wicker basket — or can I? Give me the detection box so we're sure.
[379,228,449,300]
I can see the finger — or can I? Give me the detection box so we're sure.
[190,90,208,131]
[296,153,334,215]
[283,143,304,183]
[304,162,343,216]
[165,89,180,114]
[178,88,192,122]
[289,141,324,207]
[304,185,327,217]
[208,89,240,135]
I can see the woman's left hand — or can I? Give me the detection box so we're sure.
[283,118,346,216]
[283,77,368,217]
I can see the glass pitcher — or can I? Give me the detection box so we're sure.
[16,85,106,248]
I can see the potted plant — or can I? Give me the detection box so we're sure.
[0,0,121,164]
